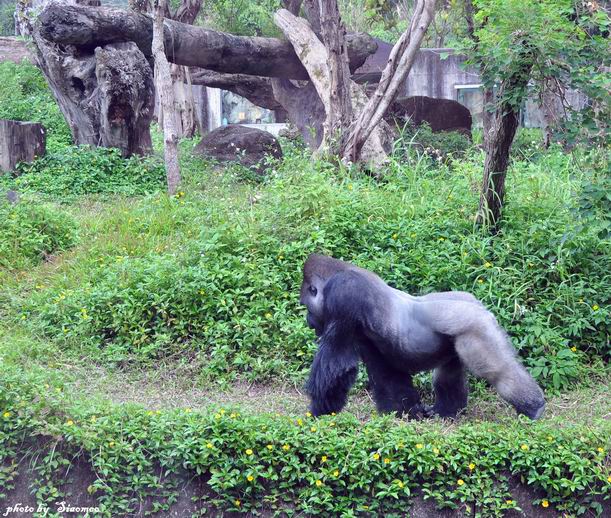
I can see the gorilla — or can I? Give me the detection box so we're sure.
[300,254,545,420]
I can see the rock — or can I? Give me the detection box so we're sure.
[387,96,472,137]
[194,124,283,174]
[0,120,46,173]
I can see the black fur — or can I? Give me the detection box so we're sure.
[300,254,546,420]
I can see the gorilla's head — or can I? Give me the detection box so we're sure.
[300,254,350,336]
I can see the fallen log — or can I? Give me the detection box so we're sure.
[37,2,377,80]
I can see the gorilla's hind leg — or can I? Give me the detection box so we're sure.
[359,342,423,417]
[454,325,545,419]
[429,356,468,418]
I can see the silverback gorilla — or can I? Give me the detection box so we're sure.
[300,254,545,420]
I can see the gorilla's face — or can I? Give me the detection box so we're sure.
[300,275,326,336]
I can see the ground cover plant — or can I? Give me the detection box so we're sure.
[0,63,609,515]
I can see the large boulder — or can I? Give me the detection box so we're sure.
[194,124,283,174]
[387,96,472,137]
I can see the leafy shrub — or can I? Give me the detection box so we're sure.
[0,62,71,151]
[1,370,610,517]
[2,146,165,200]
[0,199,78,270]
[395,122,472,162]
[22,148,610,387]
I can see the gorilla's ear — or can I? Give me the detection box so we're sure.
[305,322,360,416]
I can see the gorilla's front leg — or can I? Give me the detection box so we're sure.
[359,342,423,417]
[305,322,360,416]
[426,356,469,418]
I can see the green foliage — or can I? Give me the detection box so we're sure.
[0,0,15,37]
[0,370,610,516]
[204,0,281,36]
[395,123,472,162]
[0,61,71,151]
[1,146,165,200]
[0,199,78,270]
[466,0,610,147]
[14,146,610,388]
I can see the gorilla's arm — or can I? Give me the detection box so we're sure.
[305,321,360,416]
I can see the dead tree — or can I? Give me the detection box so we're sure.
[20,0,154,156]
[152,0,180,194]
[341,0,436,163]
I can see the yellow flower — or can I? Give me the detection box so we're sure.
[547,436,553,441]
[457,479,465,486]
[234,500,241,507]
[278,255,284,260]
[396,480,404,488]
[247,475,254,482]
[3,412,11,418]
[331,412,336,416]
[306,412,312,417]
[506,500,514,505]
[333,470,340,477]
[297,418,303,426]
[416,443,423,449]
[384,458,391,464]
[206,443,213,449]
[372,453,380,460]
[521,444,529,451]
[109,441,115,447]
[321,456,327,462]
[392,233,398,240]
[592,305,599,311]
[438,237,445,241]
[265,312,272,319]
[541,500,549,508]
[484,262,492,268]
[66,420,74,426]
[246,449,253,456]
[433,448,440,455]
[478,279,484,284]
[597,447,604,453]
[315,480,323,487]
[282,444,290,451]
[607,476,611,483]
[267,444,273,450]
[468,463,475,470]
[311,426,317,432]
[571,346,577,352]
[347,184,353,190]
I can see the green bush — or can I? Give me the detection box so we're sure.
[395,122,472,162]
[22,148,610,387]
[1,370,609,517]
[2,146,166,200]
[0,61,71,151]
[0,199,78,270]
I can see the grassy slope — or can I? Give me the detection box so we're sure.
[1,140,610,516]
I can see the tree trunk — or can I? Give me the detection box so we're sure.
[341,0,436,163]
[273,8,390,165]
[152,0,180,194]
[476,35,535,228]
[19,1,154,156]
[37,3,377,80]
[0,120,46,173]
[319,0,352,156]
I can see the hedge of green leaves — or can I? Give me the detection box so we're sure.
[1,371,609,517]
[19,149,610,388]
[0,199,78,270]
[1,146,166,200]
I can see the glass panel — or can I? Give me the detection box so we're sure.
[221,91,276,125]
[456,87,484,128]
